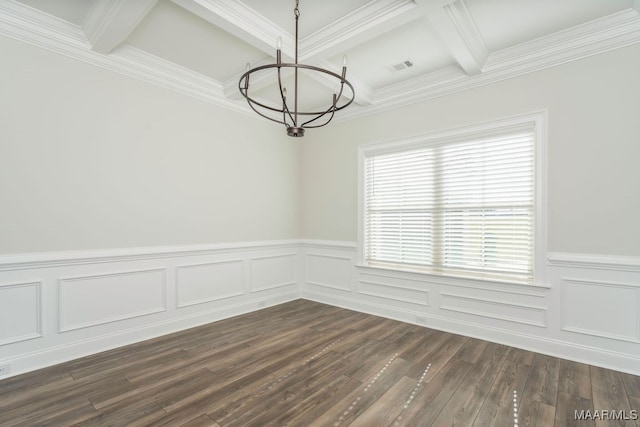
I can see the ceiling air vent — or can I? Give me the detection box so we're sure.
[391,60,414,72]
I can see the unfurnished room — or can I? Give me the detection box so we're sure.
[1,0,639,425]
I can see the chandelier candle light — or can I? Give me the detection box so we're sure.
[239,0,355,137]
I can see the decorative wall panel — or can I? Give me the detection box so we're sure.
[0,241,300,379]
[561,279,639,343]
[176,260,244,308]
[59,269,166,332]
[249,253,297,292]
[0,281,41,345]
[440,292,546,327]
[306,253,352,292]
[358,279,429,307]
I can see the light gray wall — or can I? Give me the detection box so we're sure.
[0,36,300,254]
[2,35,639,258]
[301,43,640,256]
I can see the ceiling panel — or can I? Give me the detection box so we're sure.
[465,0,633,51]
[329,18,456,89]
[126,0,270,81]
[17,0,96,25]
[5,0,639,123]
[241,0,373,38]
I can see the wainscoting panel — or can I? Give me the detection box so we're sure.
[249,253,297,292]
[358,279,429,308]
[306,253,353,292]
[0,241,301,379]
[301,242,640,375]
[561,279,640,343]
[59,268,167,332]
[440,292,546,327]
[2,241,639,379]
[0,281,41,346]
[176,260,244,308]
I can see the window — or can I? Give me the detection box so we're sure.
[359,112,546,285]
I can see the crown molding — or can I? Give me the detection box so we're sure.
[335,7,640,123]
[0,0,249,115]
[171,0,293,59]
[299,0,418,62]
[2,0,639,125]
[111,45,247,114]
[0,0,89,50]
[83,0,157,54]
[416,0,487,75]
[485,8,640,72]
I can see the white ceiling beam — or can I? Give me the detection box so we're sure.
[415,0,487,75]
[174,0,375,105]
[300,0,419,62]
[171,0,294,59]
[296,0,419,106]
[83,0,158,55]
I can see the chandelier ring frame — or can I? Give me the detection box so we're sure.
[239,63,355,123]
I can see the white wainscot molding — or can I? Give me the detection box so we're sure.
[2,242,639,379]
[302,242,640,375]
[249,253,298,292]
[59,268,167,332]
[0,281,42,346]
[358,279,429,308]
[176,259,245,308]
[439,292,547,328]
[0,240,301,379]
[560,279,640,343]
[306,253,353,292]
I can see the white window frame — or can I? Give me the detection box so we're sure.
[357,111,548,287]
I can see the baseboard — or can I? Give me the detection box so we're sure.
[301,291,640,376]
[2,292,299,379]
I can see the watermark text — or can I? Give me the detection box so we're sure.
[575,409,638,421]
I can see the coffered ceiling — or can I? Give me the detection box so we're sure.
[2,0,640,122]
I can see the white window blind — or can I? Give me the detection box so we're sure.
[364,126,535,284]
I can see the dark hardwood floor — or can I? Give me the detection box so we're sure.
[1,300,638,426]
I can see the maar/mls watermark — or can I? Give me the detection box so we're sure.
[574,409,638,421]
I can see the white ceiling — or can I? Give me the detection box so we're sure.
[2,0,640,123]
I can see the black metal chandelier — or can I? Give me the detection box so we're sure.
[238,0,355,137]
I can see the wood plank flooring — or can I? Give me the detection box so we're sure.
[1,300,638,426]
